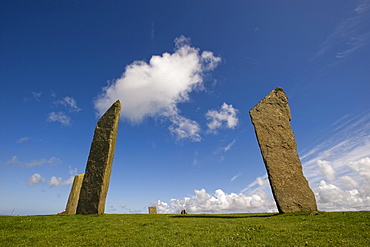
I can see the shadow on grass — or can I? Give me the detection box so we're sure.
[170,213,279,219]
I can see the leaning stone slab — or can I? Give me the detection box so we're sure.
[76,100,122,215]
[148,206,157,214]
[249,87,317,213]
[65,174,84,214]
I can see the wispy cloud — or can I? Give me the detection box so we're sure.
[300,111,370,211]
[55,96,81,112]
[150,22,155,40]
[168,115,202,142]
[44,95,81,126]
[224,139,236,152]
[230,172,241,182]
[206,103,239,134]
[95,35,221,142]
[213,139,237,163]
[311,0,370,64]
[17,137,30,143]
[47,112,71,126]
[7,156,62,167]
[31,92,42,101]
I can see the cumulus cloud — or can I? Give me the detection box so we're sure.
[7,156,62,167]
[339,175,360,190]
[315,180,370,211]
[27,167,77,187]
[168,115,201,142]
[301,111,370,211]
[95,35,221,141]
[47,112,71,126]
[317,160,336,181]
[348,157,370,196]
[49,176,74,187]
[156,188,276,214]
[55,96,81,112]
[206,103,239,134]
[28,173,46,186]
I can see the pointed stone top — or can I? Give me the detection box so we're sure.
[250,86,290,119]
[261,87,287,103]
[114,100,122,107]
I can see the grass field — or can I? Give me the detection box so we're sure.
[1,211,369,246]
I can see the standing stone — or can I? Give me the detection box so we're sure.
[76,100,122,215]
[148,206,157,214]
[181,209,188,214]
[65,174,84,214]
[249,87,317,213]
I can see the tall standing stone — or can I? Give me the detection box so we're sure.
[249,87,317,213]
[76,100,122,215]
[65,174,84,214]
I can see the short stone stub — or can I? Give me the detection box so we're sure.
[148,206,157,214]
[65,174,84,214]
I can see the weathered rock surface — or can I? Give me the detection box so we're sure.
[148,206,157,214]
[76,100,121,215]
[65,174,84,214]
[249,87,317,213]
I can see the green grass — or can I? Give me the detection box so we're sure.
[1,211,369,246]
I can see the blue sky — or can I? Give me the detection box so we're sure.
[1,0,369,215]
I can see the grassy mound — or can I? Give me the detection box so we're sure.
[1,211,369,246]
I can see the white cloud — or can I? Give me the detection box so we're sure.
[317,160,336,181]
[17,137,30,143]
[56,96,81,112]
[300,111,370,211]
[49,176,74,187]
[156,188,276,214]
[28,173,46,186]
[348,157,370,196]
[315,180,370,211]
[224,139,236,152]
[7,156,62,167]
[168,115,201,142]
[212,139,237,162]
[95,35,221,141]
[47,112,71,126]
[48,166,77,187]
[230,172,241,182]
[28,167,77,187]
[206,103,239,134]
[339,175,359,190]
